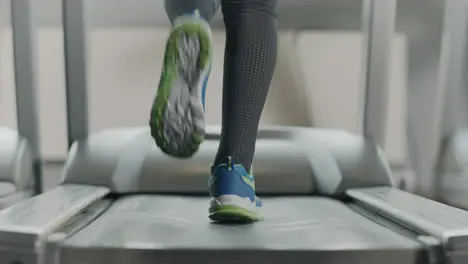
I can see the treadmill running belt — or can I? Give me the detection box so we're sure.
[57,196,422,264]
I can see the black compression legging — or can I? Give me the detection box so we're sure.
[165,0,278,170]
[214,0,278,170]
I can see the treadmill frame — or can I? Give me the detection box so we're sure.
[4,1,468,264]
[10,0,43,194]
[0,0,42,204]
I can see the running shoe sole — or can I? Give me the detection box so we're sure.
[209,195,263,223]
[150,22,212,158]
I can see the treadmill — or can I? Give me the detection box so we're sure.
[0,0,42,207]
[2,0,468,264]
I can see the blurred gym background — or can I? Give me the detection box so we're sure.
[0,0,463,198]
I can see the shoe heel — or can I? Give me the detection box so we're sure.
[210,169,255,201]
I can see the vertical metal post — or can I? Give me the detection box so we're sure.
[432,0,468,198]
[62,0,89,148]
[360,0,397,146]
[11,0,42,194]
[441,0,468,134]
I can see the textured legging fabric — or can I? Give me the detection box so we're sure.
[165,0,278,170]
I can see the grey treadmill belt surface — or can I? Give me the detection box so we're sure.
[60,196,421,264]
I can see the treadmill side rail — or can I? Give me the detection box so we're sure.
[0,189,35,209]
[0,184,109,250]
[347,187,468,257]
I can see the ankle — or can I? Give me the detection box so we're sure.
[213,155,252,173]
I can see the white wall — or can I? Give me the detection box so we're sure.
[0,27,408,167]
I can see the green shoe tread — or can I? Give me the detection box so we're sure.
[150,23,212,157]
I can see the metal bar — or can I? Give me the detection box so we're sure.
[438,0,468,138]
[360,0,397,146]
[432,0,468,198]
[11,0,42,194]
[62,0,89,148]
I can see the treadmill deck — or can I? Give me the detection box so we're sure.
[57,196,423,264]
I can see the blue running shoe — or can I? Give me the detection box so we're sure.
[208,157,263,222]
[150,11,212,158]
